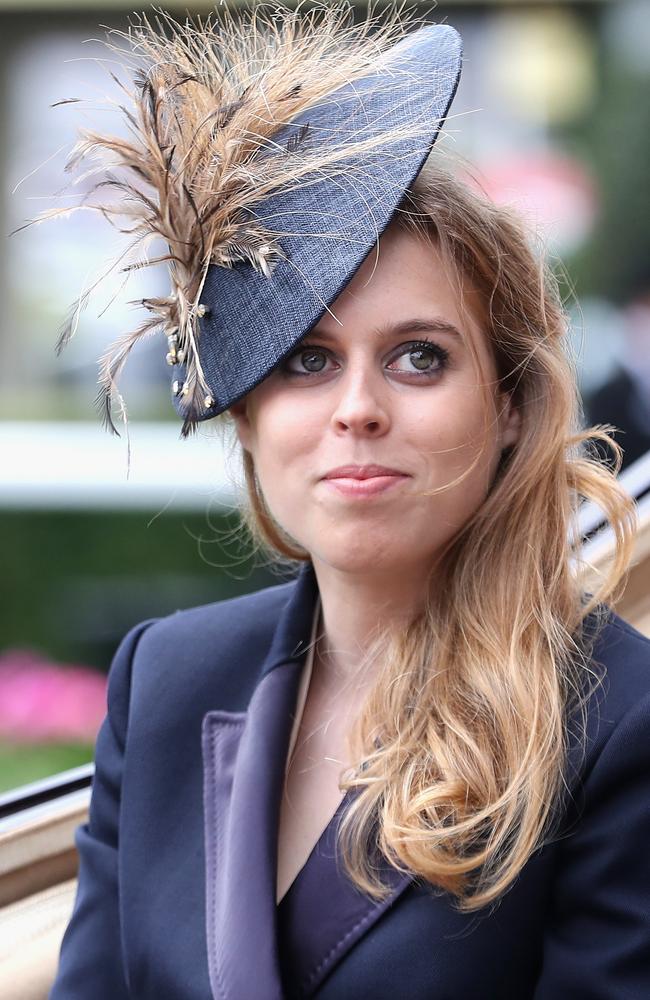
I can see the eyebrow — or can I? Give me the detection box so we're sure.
[310,317,463,341]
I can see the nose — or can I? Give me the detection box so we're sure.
[329,363,390,437]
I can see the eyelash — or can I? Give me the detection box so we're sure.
[281,338,451,379]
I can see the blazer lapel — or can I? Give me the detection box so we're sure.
[201,560,415,999]
[201,562,319,1000]
[202,663,303,1000]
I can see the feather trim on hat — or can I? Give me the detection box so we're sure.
[24,0,447,436]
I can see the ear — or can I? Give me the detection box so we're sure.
[498,392,521,450]
[228,399,254,453]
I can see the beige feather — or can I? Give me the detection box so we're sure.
[25,0,441,435]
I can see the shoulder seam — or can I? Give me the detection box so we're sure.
[585,685,650,783]
[607,616,650,650]
[152,578,297,627]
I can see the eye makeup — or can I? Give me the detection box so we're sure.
[280,336,451,379]
[386,339,450,375]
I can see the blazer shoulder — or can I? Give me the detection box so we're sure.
[146,573,297,640]
[587,608,650,716]
[139,573,298,651]
[119,574,301,711]
[567,608,650,784]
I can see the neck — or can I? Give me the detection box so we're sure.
[309,557,429,691]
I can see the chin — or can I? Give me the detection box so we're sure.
[313,542,405,577]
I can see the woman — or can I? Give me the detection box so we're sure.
[47,4,650,998]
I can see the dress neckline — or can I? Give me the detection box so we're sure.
[284,591,321,774]
[277,592,351,907]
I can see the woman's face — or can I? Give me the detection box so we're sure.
[230,224,520,579]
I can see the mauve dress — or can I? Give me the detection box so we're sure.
[275,596,402,998]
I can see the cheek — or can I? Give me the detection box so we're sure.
[248,403,321,524]
[418,387,502,498]
[253,409,318,473]
[421,382,494,446]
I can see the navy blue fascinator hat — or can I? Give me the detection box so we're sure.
[38,1,462,435]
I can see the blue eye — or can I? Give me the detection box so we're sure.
[281,338,450,378]
[388,340,450,375]
[284,347,331,374]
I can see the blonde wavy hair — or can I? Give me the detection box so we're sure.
[221,156,637,912]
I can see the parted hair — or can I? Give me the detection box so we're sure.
[226,156,637,911]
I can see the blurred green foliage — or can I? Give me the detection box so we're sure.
[1,507,280,671]
[0,507,286,792]
[0,741,93,794]
[566,53,650,303]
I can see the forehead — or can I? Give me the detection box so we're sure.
[309,316,464,346]
[309,223,491,365]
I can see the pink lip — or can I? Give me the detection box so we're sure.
[323,476,407,498]
[323,464,408,480]
[321,465,410,499]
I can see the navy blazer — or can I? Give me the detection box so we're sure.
[50,561,650,999]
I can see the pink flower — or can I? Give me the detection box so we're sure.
[0,649,107,743]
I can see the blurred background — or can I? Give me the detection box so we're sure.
[1,0,649,792]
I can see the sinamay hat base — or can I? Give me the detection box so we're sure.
[27,2,462,435]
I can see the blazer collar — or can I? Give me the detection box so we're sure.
[201,561,412,999]
[260,561,321,677]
